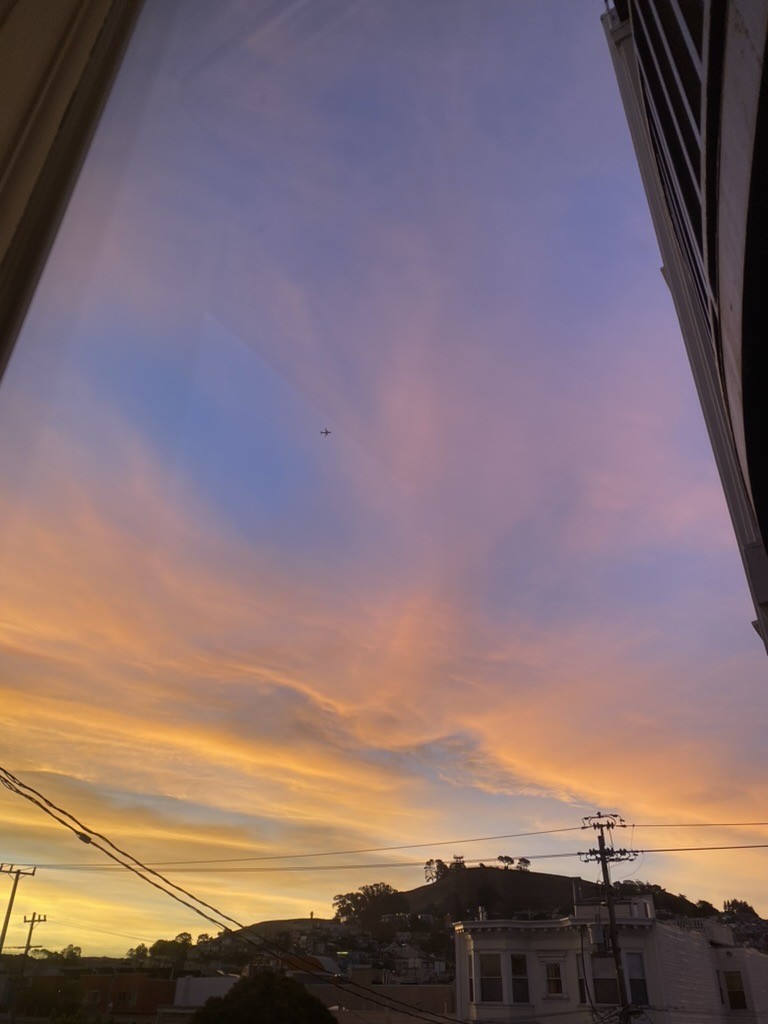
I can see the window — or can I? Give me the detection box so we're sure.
[592,955,619,1004]
[625,952,648,1005]
[723,971,747,1010]
[510,954,529,1003]
[478,953,503,1002]
[467,953,474,1003]
[544,961,564,996]
[116,991,137,1007]
[85,991,100,1007]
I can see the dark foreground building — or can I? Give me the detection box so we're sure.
[603,1,768,651]
[0,0,144,385]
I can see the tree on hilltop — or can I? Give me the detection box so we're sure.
[424,854,469,882]
[724,899,760,919]
[35,944,82,961]
[424,859,449,882]
[333,882,407,929]
[148,931,193,965]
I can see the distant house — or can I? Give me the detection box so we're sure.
[455,894,768,1023]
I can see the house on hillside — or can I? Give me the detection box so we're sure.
[455,894,768,1023]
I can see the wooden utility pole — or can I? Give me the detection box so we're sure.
[581,813,637,1024]
[22,912,46,959]
[0,865,36,954]
[8,912,45,1024]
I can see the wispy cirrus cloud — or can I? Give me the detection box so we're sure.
[1,0,767,957]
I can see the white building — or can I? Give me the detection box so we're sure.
[455,895,768,1022]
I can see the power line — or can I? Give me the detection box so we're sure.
[19,843,768,875]
[0,767,459,1024]
[28,825,585,868]
[46,916,149,943]
[0,768,595,1024]
[638,843,768,854]
[5,771,768,1024]
[22,822,768,872]
[11,845,768,876]
[30,852,580,874]
[635,821,768,829]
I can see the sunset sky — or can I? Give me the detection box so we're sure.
[2,0,768,957]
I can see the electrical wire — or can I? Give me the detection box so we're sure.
[46,916,148,943]
[17,843,768,875]
[27,825,585,869]
[5,769,768,1024]
[30,852,582,874]
[637,843,768,854]
[22,822,768,872]
[634,821,768,828]
[0,767,461,1024]
[0,768,243,936]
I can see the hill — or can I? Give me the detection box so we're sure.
[404,866,602,920]
[226,869,768,964]
[402,867,717,922]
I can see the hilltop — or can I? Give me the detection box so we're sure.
[404,866,601,920]
[401,866,721,921]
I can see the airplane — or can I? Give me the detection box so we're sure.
[320,428,331,436]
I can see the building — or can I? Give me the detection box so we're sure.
[152,967,455,1024]
[602,1,768,651]
[455,894,768,1022]
[0,0,144,385]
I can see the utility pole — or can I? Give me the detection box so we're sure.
[0,865,36,954]
[581,813,637,1024]
[22,913,46,960]
[8,912,45,1024]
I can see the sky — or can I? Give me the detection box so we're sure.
[1,0,768,958]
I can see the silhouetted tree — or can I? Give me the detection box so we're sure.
[333,883,407,929]
[724,899,760,919]
[38,945,82,961]
[190,972,336,1024]
[424,859,450,882]
[149,932,192,965]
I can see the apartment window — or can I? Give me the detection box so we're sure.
[116,991,137,1007]
[478,953,503,1002]
[723,970,747,1010]
[510,954,530,1003]
[544,961,564,996]
[625,952,648,1005]
[647,0,702,119]
[592,955,619,1004]
[675,0,704,57]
